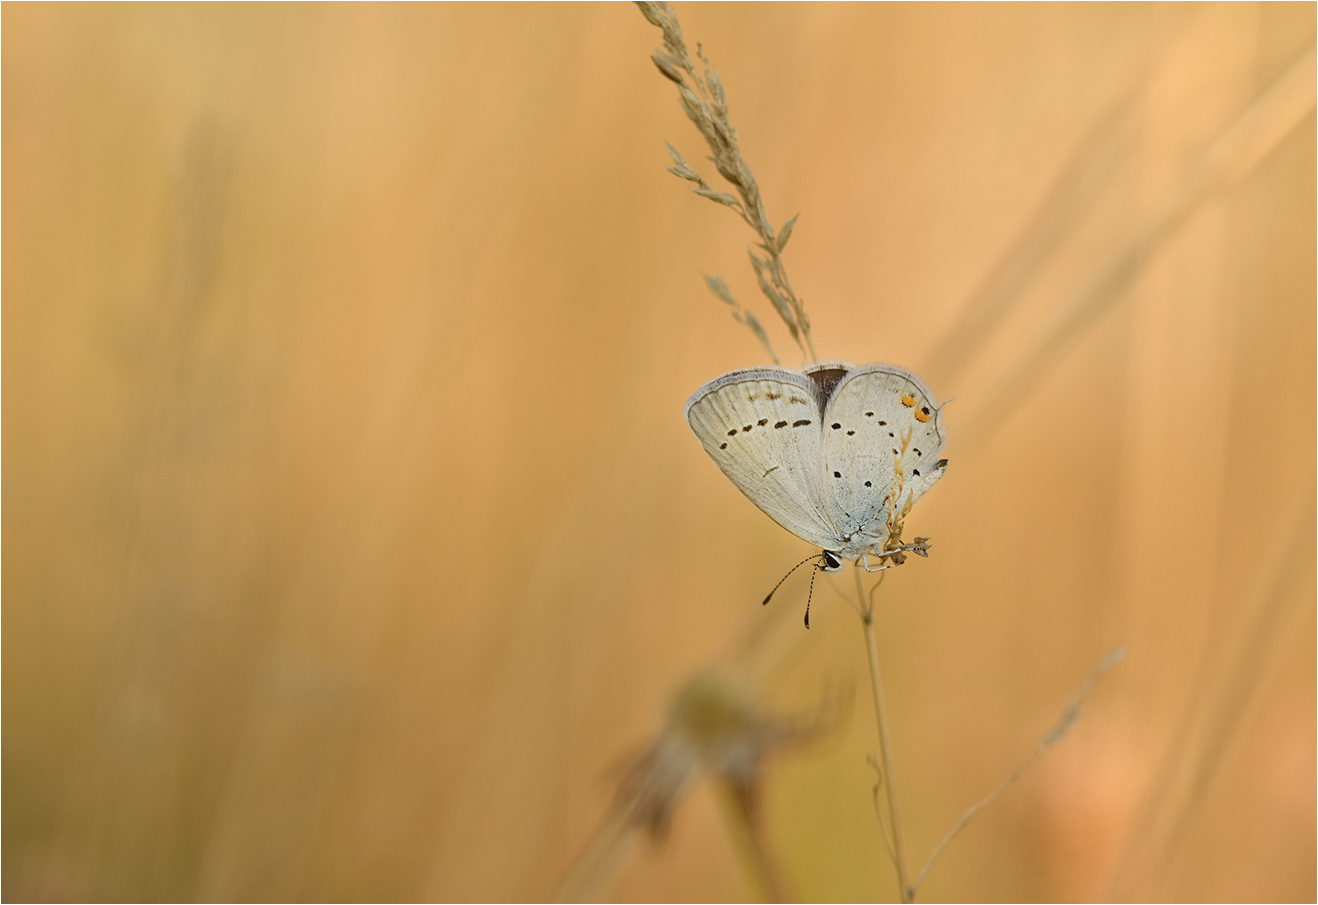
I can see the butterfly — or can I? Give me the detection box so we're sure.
[684,360,947,576]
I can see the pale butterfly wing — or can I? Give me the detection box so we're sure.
[684,367,839,549]
[818,363,948,549]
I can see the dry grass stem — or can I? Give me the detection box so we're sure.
[921,89,1140,386]
[637,1,817,362]
[1109,483,1317,900]
[854,564,913,903]
[909,646,1127,900]
[551,807,641,904]
[718,779,791,903]
[959,44,1316,454]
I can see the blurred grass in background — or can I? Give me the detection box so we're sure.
[3,4,1313,901]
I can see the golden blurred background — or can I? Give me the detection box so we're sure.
[3,3,1314,901]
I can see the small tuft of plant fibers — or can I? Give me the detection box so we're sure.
[553,670,842,903]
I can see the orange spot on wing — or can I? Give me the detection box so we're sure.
[901,393,917,407]
[915,406,931,423]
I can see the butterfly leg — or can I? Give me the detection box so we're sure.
[859,552,901,573]
[860,538,933,572]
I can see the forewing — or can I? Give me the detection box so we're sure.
[684,367,838,549]
[819,364,947,541]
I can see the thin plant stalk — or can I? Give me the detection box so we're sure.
[956,43,1317,456]
[855,564,912,903]
[1109,484,1315,900]
[551,807,640,903]
[908,646,1126,899]
[719,779,791,903]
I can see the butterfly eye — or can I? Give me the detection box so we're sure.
[901,393,917,407]
[915,406,931,423]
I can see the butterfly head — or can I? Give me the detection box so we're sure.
[819,550,843,572]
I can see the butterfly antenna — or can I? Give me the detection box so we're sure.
[762,553,824,606]
[803,560,823,629]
